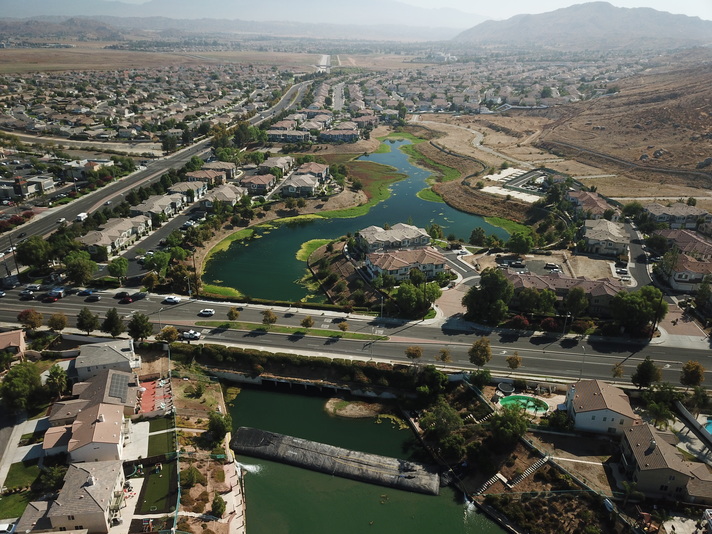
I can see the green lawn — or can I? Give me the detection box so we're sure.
[484,216,532,236]
[149,416,175,433]
[4,460,41,489]
[416,188,445,203]
[136,461,178,514]
[148,431,176,457]
[0,490,35,517]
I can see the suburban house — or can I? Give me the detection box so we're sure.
[365,247,448,282]
[355,223,431,253]
[131,193,185,219]
[319,129,359,143]
[620,423,712,504]
[78,215,152,257]
[506,271,623,317]
[296,162,330,181]
[258,156,294,175]
[566,191,620,221]
[267,129,310,143]
[25,461,126,533]
[666,253,712,292]
[200,183,248,208]
[203,160,238,180]
[0,328,26,359]
[655,229,712,260]
[581,219,629,257]
[279,174,321,197]
[644,203,712,230]
[185,169,225,186]
[66,403,128,462]
[169,180,208,201]
[241,173,276,195]
[71,339,141,382]
[565,379,639,435]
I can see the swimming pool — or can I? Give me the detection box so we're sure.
[499,395,549,414]
[705,418,712,434]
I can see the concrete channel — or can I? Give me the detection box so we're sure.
[231,427,440,495]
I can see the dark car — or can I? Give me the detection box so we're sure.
[115,291,130,299]
[119,296,133,304]
[43,295,59,303]
[17,232,26,238]
[78,289,94,296]
[85,294,101,302]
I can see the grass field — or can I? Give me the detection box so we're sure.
[4,460,40,489]
[200,284,244,299]
[0,490,34,517]
[416,188,445,203]
[296,239,332,261]
[485,216,533,236]
[136,461,178,514]
[400,144,460,182]
[148,431,176,457]
[149,416,175,433]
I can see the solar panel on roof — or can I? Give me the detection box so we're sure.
[108,373,129,403]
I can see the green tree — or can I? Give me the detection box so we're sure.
[538,289,557,314]
[47,313,68,332]
[16,235,52,269]
[211,494,226,518]
[680,360,705,390]
[227,307,241,321]
[156,326,180,343]
[621,481,645,507]
[462,268,514,324]
[631,356,662,389]
[469,227,487,247]
[300,316,314,329]
[564,287,589,318]
[142,271,159,291]
[17,308,43,330]
[611,286,667,332]
[419,397,463,441]
[489,405,529,446]
[47,364,67,400]
[101,308,125,338]
[647,401,674,429]
[338,321,349,332]
[261,309,277,326]
[612,362,624,379]
[695,275,711,311]
[506,351,522,373]
[0,362,42,412]
[687,386,709,417]
[39,465,68,492]
[127,312,153,341]
[468,336,492,368]
[507,231,534,255]
[76,307,99,335]
[436,348,452,363]
[64,250,97,286]
[144,251,171,277]
[516,287,541,314]
[107,257,128,283]
[208,411,233,443]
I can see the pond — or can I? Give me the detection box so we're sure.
[228,386,506,534]
[203,138,509,302]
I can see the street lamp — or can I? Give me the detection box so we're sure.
[579,344,587,381]
[185,276,192,299]
[158,307,164,331]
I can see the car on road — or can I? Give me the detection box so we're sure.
[5,246,15,254]
[164,296,182,304]
[115,291,130,299]
[198,308,215,317]
[26,284,41,291]
[0,290,5,298]
[78,288,94,296]
[182,330,201,340]
[19,289,34,299]
[456,249,468,256]
[85,294,101,302]
[119,296,133,304]
[17,232,26,238]
[44,295,59,303]
[57,217,66,224]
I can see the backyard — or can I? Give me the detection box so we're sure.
[135,460,178,514]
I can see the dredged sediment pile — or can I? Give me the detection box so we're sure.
[231,426,440,495]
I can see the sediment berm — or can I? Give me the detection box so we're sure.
[231,427,440,495]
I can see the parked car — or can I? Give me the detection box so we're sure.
[115,291,130,299]
[182,330,201,340]
[19,289,34,299]
[616,268,628,275]
[119,296,133,304]
[199,309,215,317]
[85,294,101,302]
[164,296,182,304]
[26,284,41,291]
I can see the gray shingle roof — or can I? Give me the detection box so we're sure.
[48,461,122,517]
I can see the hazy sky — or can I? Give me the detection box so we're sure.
[403,0,712,20]
[115,0,711,21]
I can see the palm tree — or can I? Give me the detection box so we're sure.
[47,364,67,401]
[687,386,709,417]
[621,481,644,508]
[647,401,674,430]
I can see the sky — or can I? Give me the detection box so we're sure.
[400,0,712,21]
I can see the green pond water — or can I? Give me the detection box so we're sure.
[228,386,505,534]
[204,139,510,301]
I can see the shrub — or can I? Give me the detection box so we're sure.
[571,319,594,334]
[540,317,560,332]
[179,465,206,488]
[508,315,530,329]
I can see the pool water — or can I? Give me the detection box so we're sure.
[705,419,712,434]
[499,395,549,414]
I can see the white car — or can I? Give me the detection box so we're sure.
[182,330,201,340]
[164,296,182,304]
[199,308,215,317]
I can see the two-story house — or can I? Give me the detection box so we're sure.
[565,379,639,435]
[365,247,448,282]
[355,223,431,254]
[644,203,712,230]
[582,219,629,257]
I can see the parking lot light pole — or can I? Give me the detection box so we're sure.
[158,307,164,332]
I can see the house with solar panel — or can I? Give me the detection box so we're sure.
[71,339,141,382]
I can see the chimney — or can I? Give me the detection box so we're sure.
[87,475,96,486]
[649,439,657,451]
[98,413,105,423]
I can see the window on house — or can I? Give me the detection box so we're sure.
[620,419,624,424]
[669,475,675,481]
[659,485,668,491]
[68,515,75,520]
[602,417,607,422]
[591,416,595,420]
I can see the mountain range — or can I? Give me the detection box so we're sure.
[0,0,484,30]
[455,2,712,50]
